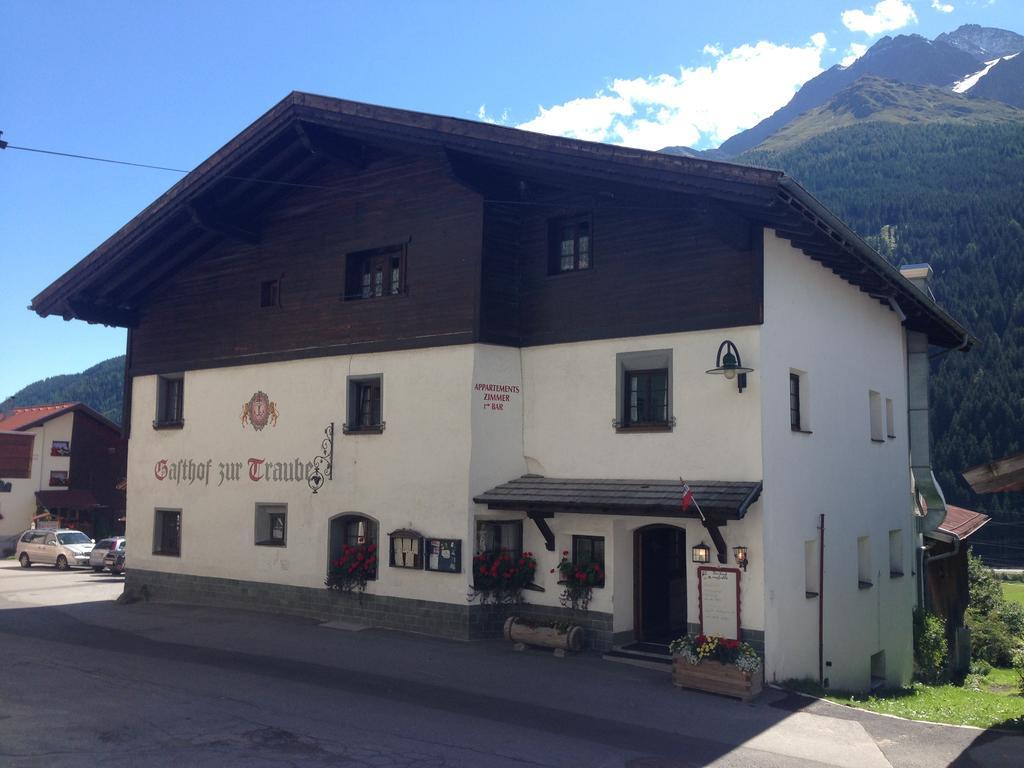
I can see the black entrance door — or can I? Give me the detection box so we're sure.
[636,526,686,642]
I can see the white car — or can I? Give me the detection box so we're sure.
[16,529,95,570]
[89,537,125,571]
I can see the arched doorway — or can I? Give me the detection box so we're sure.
[633,524,686,642]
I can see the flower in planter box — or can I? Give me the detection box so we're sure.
[553,553,603,613]
[468,549,537,605]
[669,634,761,672]
[325,543,378,594]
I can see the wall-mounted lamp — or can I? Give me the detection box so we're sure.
[692,541,711,564]
[706,340,754,393]
[733,545,749,571]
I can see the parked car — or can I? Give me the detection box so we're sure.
[90,537,125,572]
[104,546,126,575]
[16,529,95,570]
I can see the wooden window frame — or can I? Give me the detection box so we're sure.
[622,368,670,429]
[154,375,184,429]
[571,534,606,588]
[548,214,592,274]
[153,508,182,557]
[344,375,384,434]
[343,243,407,301]
[475,519,523,559]
[48,470,69,487]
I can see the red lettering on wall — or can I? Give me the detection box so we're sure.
[248,458,265,481]
[154,459,168,480]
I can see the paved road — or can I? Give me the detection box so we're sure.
[0,561,1018,767]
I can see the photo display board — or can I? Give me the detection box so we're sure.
[424,538,461,573]
[697,566,741,640]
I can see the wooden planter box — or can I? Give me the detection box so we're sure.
[672,657,763,702]
[504,617,584,655]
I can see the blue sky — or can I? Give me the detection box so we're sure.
[2,0,1022,400]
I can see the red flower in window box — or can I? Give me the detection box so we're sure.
[469,549,537,606]
[325,542,378,594]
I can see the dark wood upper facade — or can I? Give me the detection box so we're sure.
[34,93,972,389]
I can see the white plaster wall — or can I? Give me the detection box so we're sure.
[0,413,74,538]
[516,330,765,634]
[760,230,915,691]
[127,346,479,604]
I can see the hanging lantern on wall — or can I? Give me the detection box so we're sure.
[706,340,754,393]
[692,541,711,564]
[733,545,749,571]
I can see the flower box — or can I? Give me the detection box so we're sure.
[672,657,763,702]
[504,617,584,656]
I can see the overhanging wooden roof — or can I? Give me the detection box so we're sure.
[963,452,1024,494]
[31,92,974,349]
[473,476,762,520]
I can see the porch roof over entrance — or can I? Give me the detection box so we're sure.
[35,490,102,511]
[473,476,762,520]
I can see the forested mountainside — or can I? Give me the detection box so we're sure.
[1,355,125,425]
[742,120,1024,565]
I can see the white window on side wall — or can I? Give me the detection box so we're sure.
[790,370,810,433]
[889,529,903,577]
[858,536,872,588]
[614,349,674,432]
[869,391,883,442]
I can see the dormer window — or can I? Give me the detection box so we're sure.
[549,215,591,274]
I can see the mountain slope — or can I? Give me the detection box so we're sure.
[741,121,1024,564]
[717,34,982,157]
[966,53,1024,109]
[752,76,1024,154]
[1,356,125,425]
[936,24,1024,61]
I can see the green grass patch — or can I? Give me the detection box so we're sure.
[1003,582,1024,608]
[783,671,1024,732]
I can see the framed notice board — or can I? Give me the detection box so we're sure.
[697,566,741,640]
[424,538,461,573]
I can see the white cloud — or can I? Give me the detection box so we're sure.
[476,104,511,125]
[515,34,828,151]
[841,42,869,67]
[931,0,955,11]
[841,0,918,35]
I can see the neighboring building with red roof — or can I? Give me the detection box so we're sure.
[925,504,992,675]
[0,402,126,554]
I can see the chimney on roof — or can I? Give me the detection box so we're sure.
[900,263,935,301]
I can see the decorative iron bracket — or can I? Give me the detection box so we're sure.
[308,422,334,494]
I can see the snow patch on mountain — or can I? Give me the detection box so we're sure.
[953,53,1020,94]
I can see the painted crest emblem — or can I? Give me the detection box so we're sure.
[241,391,279,431]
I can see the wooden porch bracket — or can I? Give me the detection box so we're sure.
[703,521,728,565]
[528,512,556,552]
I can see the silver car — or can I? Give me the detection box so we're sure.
[89,537,125,572]
[16,529,95,570]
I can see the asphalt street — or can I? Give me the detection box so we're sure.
[0,561,1018,767]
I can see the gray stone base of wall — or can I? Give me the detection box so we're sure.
[126,569,614,651]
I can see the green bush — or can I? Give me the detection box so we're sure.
[914,609,948,682]
[1013,649,1024,696]
[968,551,1004,615]
[969,659,993,677]
[998,600,1024,637]
[968,609,1019,666]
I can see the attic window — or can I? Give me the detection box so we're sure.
[549,216,591,274]
[344,244,406,300]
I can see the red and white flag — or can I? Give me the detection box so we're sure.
[680,483,694,512]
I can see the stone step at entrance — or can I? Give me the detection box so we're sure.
[603,640,673,671]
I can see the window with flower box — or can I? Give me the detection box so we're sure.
[49,470,69,487]
[571,535,605,587]
[50,440,71,457]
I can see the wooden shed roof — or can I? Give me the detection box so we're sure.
[31,92,974,349]
[473,476,762,520]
